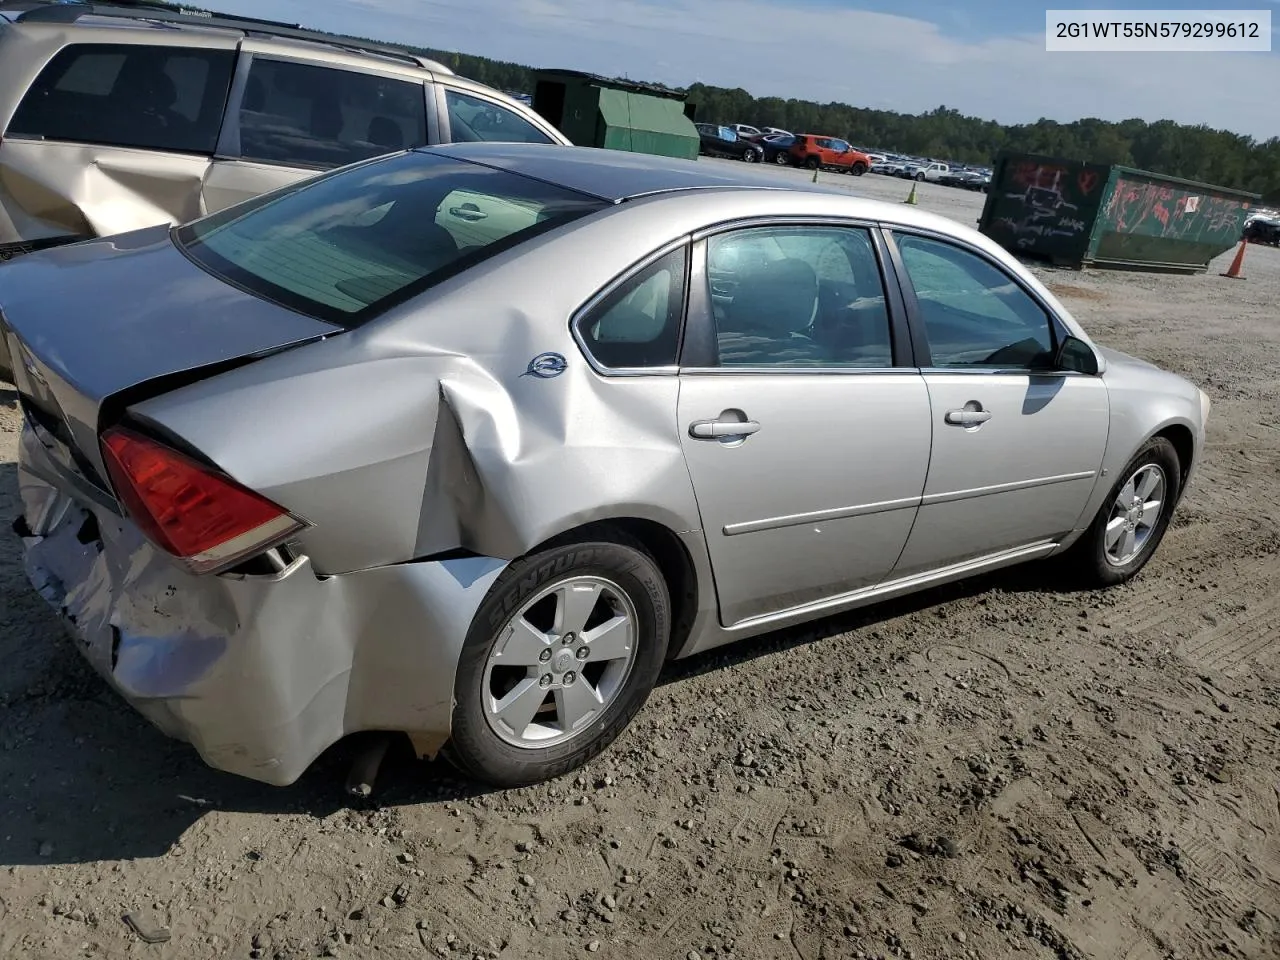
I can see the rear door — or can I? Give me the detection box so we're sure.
[676,221,931,627]
[886,228,1109,575]
[201,44,434,215]
[0,39,238,245]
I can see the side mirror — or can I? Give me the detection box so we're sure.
[1054,335,1100,375]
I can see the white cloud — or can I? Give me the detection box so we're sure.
[213,0,1280,139]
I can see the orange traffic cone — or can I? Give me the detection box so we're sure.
[1221,238,1247,279]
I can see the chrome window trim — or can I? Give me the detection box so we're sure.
[567,234,693,378]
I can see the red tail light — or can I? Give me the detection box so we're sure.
[100,427,304,574]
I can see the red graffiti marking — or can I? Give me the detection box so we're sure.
[1012,162,1068,191]
[1077,170,1099,195]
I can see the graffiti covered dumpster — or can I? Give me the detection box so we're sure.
[978,152,1260,273]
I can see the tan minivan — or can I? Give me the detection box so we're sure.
[0,1,570,259]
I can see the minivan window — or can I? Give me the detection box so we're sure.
[8,44,235,154]
[175,151,606,325]
[236,57,428,169]
[444,89,554,145]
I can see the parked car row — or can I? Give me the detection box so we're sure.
[715,122,992,189]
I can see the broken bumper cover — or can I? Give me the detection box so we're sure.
[16,427,506,786]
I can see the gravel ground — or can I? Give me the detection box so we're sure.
[1,162,1278,960]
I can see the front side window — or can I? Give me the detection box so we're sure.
[704,225,893,368]
[175,151,605,325]
[236,58,427,169]
[444,89,553,144]
[894,233,1055,368]
[8,43,234,154]
[575,247,688,369]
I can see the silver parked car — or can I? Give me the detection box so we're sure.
[5,144,1211,788]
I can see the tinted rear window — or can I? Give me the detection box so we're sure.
[236,57,428,169]
[174,150,607,326]
[8,43,234,154]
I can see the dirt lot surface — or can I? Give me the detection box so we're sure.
[1,163,1278,960]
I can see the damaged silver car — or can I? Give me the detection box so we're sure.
[5,143,1210,788]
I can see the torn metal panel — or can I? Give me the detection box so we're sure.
[19,427,505,786]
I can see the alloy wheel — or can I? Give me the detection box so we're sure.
[482,576,638,748]
[1104,464,1166,566]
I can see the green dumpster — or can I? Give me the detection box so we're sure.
[532,70,700,161]
[978,152,1260,273]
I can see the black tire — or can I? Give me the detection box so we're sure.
[851,162,867,176]
[744,148,761,163]
[914,172,925,181]
[445,531,671,787]
[1064,437,1181,588]
[805,156,821,170]
[774,151,790,165]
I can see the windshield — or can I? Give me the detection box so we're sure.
[174,151,606,326]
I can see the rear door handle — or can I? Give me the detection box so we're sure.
[689,418,760,440]
[945,409,992,426]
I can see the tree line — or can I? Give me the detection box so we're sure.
[171,5,1280,201]
[422,50,1278,201]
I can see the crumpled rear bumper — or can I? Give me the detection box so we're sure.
[16,425,506,786]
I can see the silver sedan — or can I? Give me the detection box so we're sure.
[3,144,1210,788]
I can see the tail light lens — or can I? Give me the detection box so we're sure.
[100,427,305,575]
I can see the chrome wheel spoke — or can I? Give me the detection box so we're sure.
[493,618,553,666]
[555,581,603,637]
[491,677,546,738]
[1119,526,1136,561]
[1104,516,1128,550]
[554,681,604,734]
[1136,468,1161,500]
[1139,499,1163,528]
[583,614,632,662]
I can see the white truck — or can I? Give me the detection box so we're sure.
[906,161,950,182]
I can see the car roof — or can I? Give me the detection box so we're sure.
[418,143,845,202]
[5,0,453,74]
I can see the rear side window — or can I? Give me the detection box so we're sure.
[444,88,553,145]
[575,247,688,369]
[8,43,235,154]
[236,58,427,169]
[175,150,606,326]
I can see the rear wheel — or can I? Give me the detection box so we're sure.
[446,532,670,787]
[1063,437,1181,587]
[806,156,821,170]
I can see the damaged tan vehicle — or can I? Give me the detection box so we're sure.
[6,143,1208,789]
[0,0,566,261]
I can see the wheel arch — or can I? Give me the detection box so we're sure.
[528,516,703,661]
[1153,422,1195,491]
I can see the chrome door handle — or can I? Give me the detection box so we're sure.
[449,203,487,221]
[689,419,760,440]
[945,409,992,426]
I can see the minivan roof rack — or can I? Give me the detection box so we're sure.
[14,0,454,74]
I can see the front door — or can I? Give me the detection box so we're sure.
[888,230,1110,575]
[202,49,430,215]
[677,223,932,626]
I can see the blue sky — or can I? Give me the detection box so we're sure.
[206,0,1278,140]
